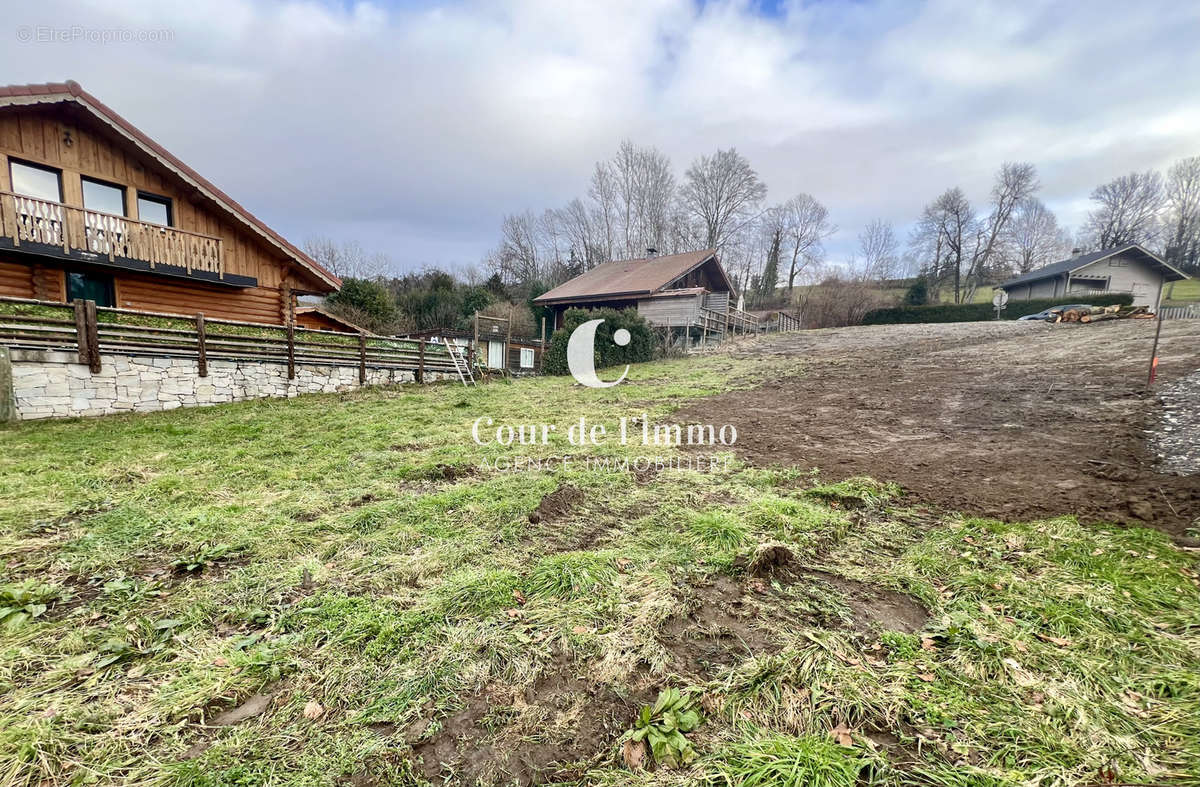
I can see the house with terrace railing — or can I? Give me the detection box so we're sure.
[532,249,759,347]
[0,80,340,324]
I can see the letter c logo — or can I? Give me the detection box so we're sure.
[567,319,630,388]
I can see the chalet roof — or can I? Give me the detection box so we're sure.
[998,243,1188,289]
[533,249,729,304]
[293,306,369,333]
[0,81,340,292]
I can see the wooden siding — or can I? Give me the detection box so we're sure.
[114,269,285,324]
[702,291,729,313]
[666,258,729,293]
[636,293,702,326]
[0,252,286,323]
[0,258,33,298]
[295,310,356,333]
[0,105,322,323]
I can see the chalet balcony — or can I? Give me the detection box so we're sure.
[0,190,227,282]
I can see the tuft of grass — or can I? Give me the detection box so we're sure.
[437,568,521,616]
[803,477,902,508]
[704,732,875,787]
[688,510,750,550]
[527,551,618,599]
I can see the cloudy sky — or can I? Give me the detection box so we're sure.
[4,0,1200,272]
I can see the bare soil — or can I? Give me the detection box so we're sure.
[409,651,649,786]
[405,563,926,782]
[678,320,1200,539]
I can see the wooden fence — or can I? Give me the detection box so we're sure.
[0,296,463,383]
[1160,304,1200,320]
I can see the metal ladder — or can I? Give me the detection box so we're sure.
[444,341,476,387]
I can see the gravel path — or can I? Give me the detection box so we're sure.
[1151,368,1200,476]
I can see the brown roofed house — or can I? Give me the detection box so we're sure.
[532,249,756,336]
[0,81,340,324]
[293,305,367,334]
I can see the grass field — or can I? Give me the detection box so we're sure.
[1,351,1198,787]
[1163,277,1200,306]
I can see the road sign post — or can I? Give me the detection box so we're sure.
[992,290,1009,320]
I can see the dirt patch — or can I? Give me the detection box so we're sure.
[745,542,798,579]
[804,571,929,635]
[526,486,618,551]
[432,463,477,481]
[528,485,584,524]
[660,574,788,676]
[410,652,647,786]
[677,321,1200,539]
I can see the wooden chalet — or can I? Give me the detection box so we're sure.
[532,249,757,340]
[0,81,339,325]
[293,305,366,333]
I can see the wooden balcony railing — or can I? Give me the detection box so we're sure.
[0,191,223,278]
[726,305,760,334]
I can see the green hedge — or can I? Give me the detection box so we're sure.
[542,307,653,376]
[862,293,1134,325]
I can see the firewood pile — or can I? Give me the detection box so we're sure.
[1052,304,1156,323]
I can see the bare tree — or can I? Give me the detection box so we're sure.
[587,161,619,262]
[679,148,767,250]
[925,187,977,303]
[857,219,899,281]
[1165,155,1200,274]
[907,210,948,300]
[552,198,607,271]
[910,163,1038,303]
[603,140,677,258]
[1002,197,1070,274]
[489,211,545,285]
[962,162,1039,299]
[303,237,388,279]
[779,193,835,294]
[1083,170,1165,249]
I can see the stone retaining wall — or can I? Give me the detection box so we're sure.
[3,349,442,420]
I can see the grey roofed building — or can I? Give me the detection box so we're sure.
[996,244,1188,310]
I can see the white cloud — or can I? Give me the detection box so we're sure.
[2,0,1198,269]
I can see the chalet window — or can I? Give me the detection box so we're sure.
[520,348,535,368]
[82,177,129,256]
[136,193,172,226]
[9,160,65,246]
[66,270,115,308]
[9,160,62,202]
[82,178,127,216]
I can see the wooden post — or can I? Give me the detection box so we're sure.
[358,332,367,385]
[0,346,14,424]
[416,339,425,383]
[196,313,208,377]
[73,299,89,367]
[473,311,479,360]
[505,305,513,373]
[539,316,546,373]
[83,300,101,373]
[286,320,295,380]
[1147,310,1164,388]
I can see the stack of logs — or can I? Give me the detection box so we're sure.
[1054,304,1156,323]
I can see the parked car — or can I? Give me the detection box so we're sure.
[1017,303,1093,321]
